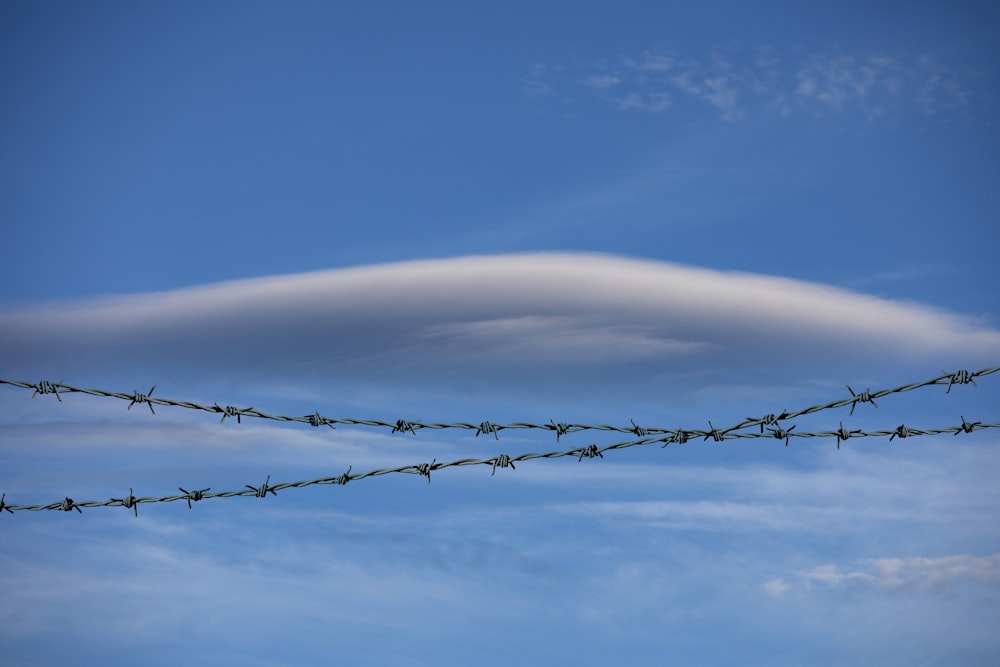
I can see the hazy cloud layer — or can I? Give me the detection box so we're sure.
[548,439,1000,538]
[3,436,999,665]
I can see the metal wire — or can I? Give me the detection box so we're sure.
[0,416,995,515]
[1,367,994,442]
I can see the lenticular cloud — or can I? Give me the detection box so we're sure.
[1,253,996,390]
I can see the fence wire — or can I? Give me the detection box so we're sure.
[1,367,996,516]
[0,367,994,443]
[0,416,996,515]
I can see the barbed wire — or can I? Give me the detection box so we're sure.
[0,367,994,444]
[1,415,995,515]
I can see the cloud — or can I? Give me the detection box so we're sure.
[798,553,1000,594]
[1,253,996,405]
[0,417,456,490]
[669,67,742,119]
[914,57,970,116]
[762,578,790,598]
[622,51,751,120]
[535,46,977,123]
[754,46,781,72]
[2,380,997,665]
[584,74,620,90]
[521,63,554,97]
[0,519,504,660]
[418,315,705,361]
[546,439,1000,538]
[614,91,671,112]
[624,51,673,72]
[793,54,902,117]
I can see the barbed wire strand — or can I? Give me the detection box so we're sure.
[0,367,994,443]
[1,416,995,515]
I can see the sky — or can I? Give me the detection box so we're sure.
[1,1,999,665]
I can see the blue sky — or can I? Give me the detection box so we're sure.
[1,1,998,665]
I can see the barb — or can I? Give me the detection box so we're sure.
[128,386,156,414]
[392,419,417,436]
[2,367,995,443]
[307,412,336,429]
[179,487,210,509]
[753,412,789,433]
[548,421,572,442]
[704,421,726,442]
[768,424,796,446]
[215,404,252,424]
[491,454,515,476]
[413,459,436,483]
[890,424,913,442]
[31,380,63,401]
[110,488,139,517]
[2,417,996,515]
[54,497,82,513]
[247,475,277,499]
[662,430,692,447]
[476,421,500,440]
[945,369,977,393]
[846,385,877,416]
[335,466,352,485]
[834,421,864,449]
[956,416,982,435]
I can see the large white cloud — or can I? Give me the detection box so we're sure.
[1,253,996,404]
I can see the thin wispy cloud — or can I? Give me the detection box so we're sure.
[614,91,671,112]
[794,53,910,120]
[522,63,555,98]
[762,578,790,598]
[583,74,621,90]
[669,67,743,120]
[528,45,976,122]
[797,553,1000,593]
[915,56,972,116]
[623,51,674,72]
[548,439,1000,536]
